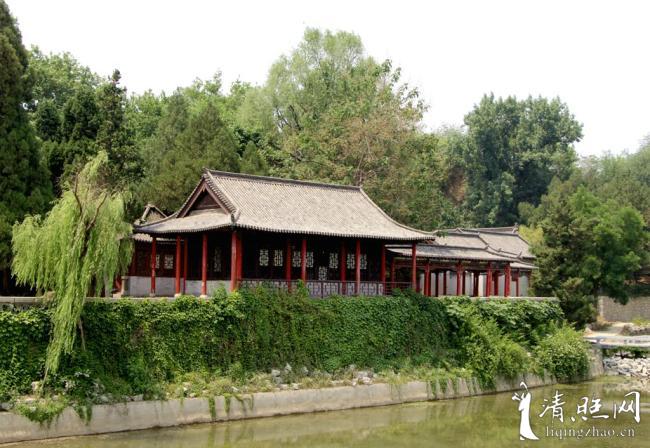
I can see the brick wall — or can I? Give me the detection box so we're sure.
[598,296,650,322]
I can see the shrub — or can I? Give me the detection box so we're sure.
[535,326,589,382]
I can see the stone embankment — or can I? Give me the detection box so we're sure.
[603,355,649,377]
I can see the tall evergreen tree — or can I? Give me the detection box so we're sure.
[0,0,52,289]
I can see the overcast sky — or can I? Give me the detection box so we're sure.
[7,0,650,156]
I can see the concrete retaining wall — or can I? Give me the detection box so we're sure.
[0,373,555,444]
[598,296,650,321]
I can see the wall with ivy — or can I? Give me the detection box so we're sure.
[0,289,565,401]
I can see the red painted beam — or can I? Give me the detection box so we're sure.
[175,235,181,296]
[355,239,361,295]
[301,238,307,282]
[150,236,157,297]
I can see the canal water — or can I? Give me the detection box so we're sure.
[15,377,648,447]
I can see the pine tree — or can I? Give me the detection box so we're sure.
[0,1,52,284]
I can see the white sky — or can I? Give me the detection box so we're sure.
[7,0,650,156]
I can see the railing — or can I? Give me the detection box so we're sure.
[238,279,415,298]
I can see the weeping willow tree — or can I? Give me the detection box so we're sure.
[12,151,132,377]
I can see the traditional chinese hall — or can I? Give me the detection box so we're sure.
[124,170,536,298]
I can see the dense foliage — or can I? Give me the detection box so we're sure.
[0,1,53,275]
[0,290,577,403]
[535,326,590,382]
[528,183,647,326]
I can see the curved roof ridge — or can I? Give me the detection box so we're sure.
[204,169,239,215]
[357,188,433,237]
[207,169,362,191]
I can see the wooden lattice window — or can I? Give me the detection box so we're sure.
[155,254,160,269]
[360,254,367,270]
[273,249,283,267]
[259,249,269,267]
[329,252,339,269]
[318,266,328,280]
[164,254,174,270]
[306,252,314,268]
[346,253,355,269]
[292,251,301,267]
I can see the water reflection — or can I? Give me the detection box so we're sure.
[17,377,649,448]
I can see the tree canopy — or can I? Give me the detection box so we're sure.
[0,1,52,273]
[461,94,583,226]
[12,152,132,375]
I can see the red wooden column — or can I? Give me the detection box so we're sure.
[300,238,307,282]
[285,240,292,292]
[175,235,182,297]
[380,244,386,293]
[411,243,417,290]
[150,236,157,296]
[504,264,511,297]
[462,269,466,295]
[355,239,361,294]
[515,269,520,297]
[237,233,243,284]
[442,270,447,295]
[340,241,347,294]
[493,271,500,296]
[183,238,188,294]
[485,263,492,297]
[229,231,238,292]
[434,271,439,296]
[201,233,208,296]
[455,262,463,296]
[473,272,479,297]
[424,263,429,296]
[390,258,395,292]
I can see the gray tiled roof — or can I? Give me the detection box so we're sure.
[388,226,536,269]
[136,170,432,241]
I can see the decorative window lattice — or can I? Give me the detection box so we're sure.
[346,253,355,269]
[259,249,269,267]
[164,254,174,270]
[306,252,314,268]
[360,254,367,270]
[329,252,339,269]
[318,266,328,280]
[155,254,160,269]
[292,251,301,267]
[273,249,283,267]
[213,247,222,272]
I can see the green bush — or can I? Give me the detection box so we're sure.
[448,308,530,387]
[535,326,589,382]
[0,290,570,401]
